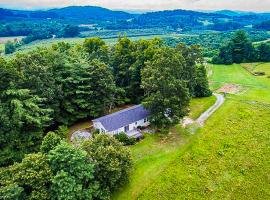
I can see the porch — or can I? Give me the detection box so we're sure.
[126,129,142,138]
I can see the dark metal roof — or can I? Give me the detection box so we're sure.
[92,105,149,132]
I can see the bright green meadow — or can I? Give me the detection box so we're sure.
[113,63,270,200]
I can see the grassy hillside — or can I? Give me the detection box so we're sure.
[114,63,270,199]
[138,99,270,199]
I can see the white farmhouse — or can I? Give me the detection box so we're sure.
[92,105,150,138]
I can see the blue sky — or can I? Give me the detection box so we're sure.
[0,0,269,11]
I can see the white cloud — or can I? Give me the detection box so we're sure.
[0,0,269,11]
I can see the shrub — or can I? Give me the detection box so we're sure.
[40,132,62,153]
[114,132,137,146]
[92,129,100,137]
[5,41,16,54]
[55,125,69,139]
[254,71,265,76]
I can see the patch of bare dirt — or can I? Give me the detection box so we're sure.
[0,36,25,44]
[217,84,240,94]
[182,117,195,128]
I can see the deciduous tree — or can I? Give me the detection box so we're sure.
[141,47,190,128]
[49,142,97,200]
[0,153,52,200]
[82,134,132,199]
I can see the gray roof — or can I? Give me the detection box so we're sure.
[93,105,149,132]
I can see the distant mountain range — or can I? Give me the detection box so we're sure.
[0,6,134,21]
[0,6,270,31]
[1,6,266,21]
[1,6,270,21]
[214,10,270,16]
[50,6,134,20]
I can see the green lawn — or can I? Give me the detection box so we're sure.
[210,63,270,103]
[189,96,216,119]
[208,63,264,90]
[112,128,190,200]
[253,63,270,76]
[138,99,270,200]
[114,63,270,200]
[241,62,270,76]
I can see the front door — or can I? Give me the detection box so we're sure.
[124,125,129,132]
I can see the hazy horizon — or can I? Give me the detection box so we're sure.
[0,0,269,12]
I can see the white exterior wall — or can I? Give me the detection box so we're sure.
[94,118,150,135]
[108,118,150,135]
[93,121,107,133]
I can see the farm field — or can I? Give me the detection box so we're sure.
[12,33,177,55]
[0,36,25,54]
[0,36,25,44]
[114,63,270,200]
[241,62,270,77]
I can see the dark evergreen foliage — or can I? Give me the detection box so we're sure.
[212,30,270,64]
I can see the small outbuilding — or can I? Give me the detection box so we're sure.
[92,105,150,138]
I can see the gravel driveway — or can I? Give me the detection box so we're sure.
[196,93,225,126]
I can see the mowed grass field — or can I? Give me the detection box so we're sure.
[114,64,270,200]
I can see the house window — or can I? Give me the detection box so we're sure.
[144,118,147,123]
[124,125,129,132]
[135,122,137,125]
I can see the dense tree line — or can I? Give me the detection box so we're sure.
[207,21,242,31]
[212,30,270,64]
[254,20,270,30]
[164,30,269,57]
[2,22,80,54]
[0,22,79,38]
[142,44,211,129]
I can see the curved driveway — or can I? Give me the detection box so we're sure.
[196,93,225,126]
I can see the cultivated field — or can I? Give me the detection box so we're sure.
[12,33,177,55]
[114,63,270,199]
